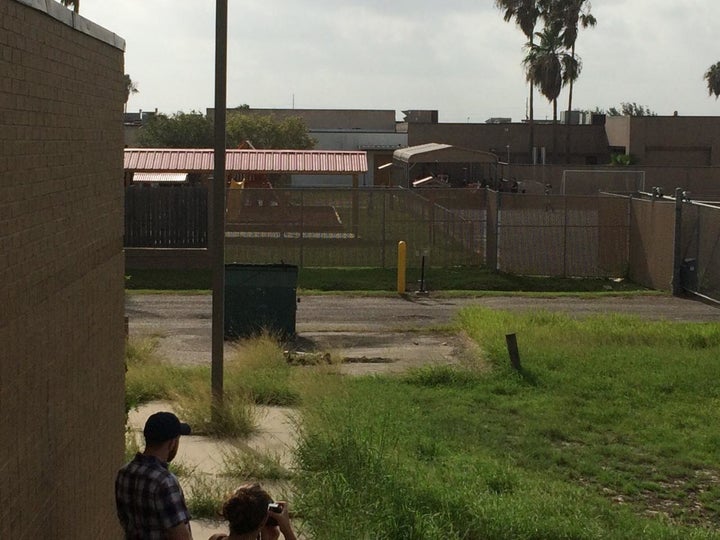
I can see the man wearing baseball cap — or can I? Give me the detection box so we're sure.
[115,411,193,539]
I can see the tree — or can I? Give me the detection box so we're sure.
[226,114,315,149]
[494,0,542,162]
[60,0,79,13]
[523,25,579,163]
[136,111,315,150]
[606,103,656,116]
[124,74,139,113]
[551,0,596,162]
[137,111,214,148]
[705,62,720,99]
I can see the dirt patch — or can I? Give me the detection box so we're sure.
[287,331,467,376]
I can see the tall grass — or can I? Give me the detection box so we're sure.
[292,310,720,539]
[124,337,205,412]
[221,444,292,481]
[125,333,302,437]
[225,333,302,407]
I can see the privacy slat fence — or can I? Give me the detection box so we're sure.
[125,185,208,248]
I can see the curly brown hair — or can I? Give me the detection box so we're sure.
[222,483,273,535]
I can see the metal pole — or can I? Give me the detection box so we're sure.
[672,187,683,296]
[211,0,228,417]
[397,241,406,294]
[562,194,568,277]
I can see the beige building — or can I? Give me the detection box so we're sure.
[605,115,720,166]
[1,1,126,538]
[143,107,720,189]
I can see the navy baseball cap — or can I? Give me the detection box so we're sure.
[143,412,191,443]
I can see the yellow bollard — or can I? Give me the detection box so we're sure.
[397,241,407,294]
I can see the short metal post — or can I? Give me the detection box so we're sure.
[397,241,407,294]
[506,333,521,371]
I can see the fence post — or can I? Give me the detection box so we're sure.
[381,190,387,268]
[397,240,407,294]
[563,195,568,278]
[495,189,501,271]
[352,174,359,239]
[672,187,683,296]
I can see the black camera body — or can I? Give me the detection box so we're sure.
[266,502,282,526]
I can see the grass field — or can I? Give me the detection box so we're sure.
[293,309,720,539]
[126,307,720,538]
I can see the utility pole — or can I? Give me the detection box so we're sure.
[211,0,228,418]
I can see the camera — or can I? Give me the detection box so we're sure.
[268,503,282,513]
[266,502,282,526]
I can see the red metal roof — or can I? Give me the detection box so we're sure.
[124,149,368,174]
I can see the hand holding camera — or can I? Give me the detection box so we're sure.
[265,501,297,540]
[266,502,283,527]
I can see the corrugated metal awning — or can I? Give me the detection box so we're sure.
[124,149,368,174]
[132,172,189,183]
[394,143,451,162]
[393,143,498,164]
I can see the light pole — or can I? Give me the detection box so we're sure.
[211,0,228,418]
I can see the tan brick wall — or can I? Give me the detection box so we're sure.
[0,1,125,537]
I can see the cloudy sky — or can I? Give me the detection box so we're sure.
[80,0,720,122]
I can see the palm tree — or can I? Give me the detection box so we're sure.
[523,25,579,164]
[60,0,79,13]
[552,0,596,162]
[124,74,139,113]
[495,0,542,163]
[705,62,720,99]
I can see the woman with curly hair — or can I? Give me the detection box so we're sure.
[209,483,298,540]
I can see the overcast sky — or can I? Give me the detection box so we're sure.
[81,0,720,122]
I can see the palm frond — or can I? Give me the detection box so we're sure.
[705,62,720,99]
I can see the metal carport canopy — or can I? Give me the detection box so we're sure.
[393,143,498,164]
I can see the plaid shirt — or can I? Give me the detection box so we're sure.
[115,453,191,540]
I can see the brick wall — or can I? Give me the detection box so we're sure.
[0,1,125,537]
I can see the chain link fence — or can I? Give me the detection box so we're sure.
[496,193,629,277]
[123,185,720,295]
[679,200,720,303]
[222,187,629,277]
[224,187,485,268]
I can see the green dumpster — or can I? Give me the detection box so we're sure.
[224,264,298,339]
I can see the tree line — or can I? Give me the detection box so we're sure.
[135,111,316,150]
[121,75,315,149]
